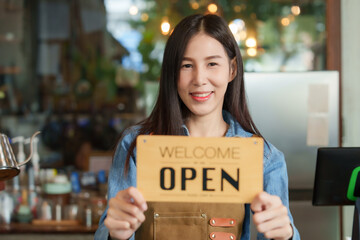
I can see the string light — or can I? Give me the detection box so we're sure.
[207,3,218,13]
[291,5,301,16]
[129,5,138,15]
[247,48,257,57]
[161,19,171,35]
[245,37,257,48]
[281,17,290,26]
[191,2,199,9]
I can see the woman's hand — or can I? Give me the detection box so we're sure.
[104,187,148,240]
[251,192,293,240]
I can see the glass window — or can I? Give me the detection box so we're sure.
[0,0,326,170]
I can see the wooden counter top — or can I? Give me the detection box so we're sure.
[0,222,98,234]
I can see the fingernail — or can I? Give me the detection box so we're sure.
[142,203,148,211]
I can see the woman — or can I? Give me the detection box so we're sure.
[95,14,300,240]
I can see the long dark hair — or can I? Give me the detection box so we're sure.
[123,14,262,172]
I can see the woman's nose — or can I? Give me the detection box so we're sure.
[192,67,207,86]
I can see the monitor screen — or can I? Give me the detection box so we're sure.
[313,147,360,206]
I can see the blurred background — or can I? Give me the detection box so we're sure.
[0,0,328,169]
[0,0,359,240]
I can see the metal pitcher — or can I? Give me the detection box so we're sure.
[0,131,41,181]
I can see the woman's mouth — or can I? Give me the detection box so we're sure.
[190,91,213,101]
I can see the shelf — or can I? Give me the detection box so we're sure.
[0,66,21,75]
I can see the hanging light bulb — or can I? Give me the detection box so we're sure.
[161,19,171,35]
[281,17,290,26]
[291,5,301,16]
[245,37,257,48]
[207,3,218,13]
[190,0,200,9]
[191,2,199,9]
[247,48,257,57]
[129,5,138,15]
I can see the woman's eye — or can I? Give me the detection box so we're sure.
[208,62,218,67]
[182,64,192,68]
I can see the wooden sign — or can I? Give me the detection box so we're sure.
[136,135,263,203]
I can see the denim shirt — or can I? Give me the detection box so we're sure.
[95,111,300,240]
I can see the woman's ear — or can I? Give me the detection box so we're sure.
[229,57,237,82]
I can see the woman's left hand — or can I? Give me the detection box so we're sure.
[251,192,293,240]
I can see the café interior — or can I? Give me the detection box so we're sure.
[0,0,359,239]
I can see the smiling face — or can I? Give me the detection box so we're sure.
[177,32,236,119]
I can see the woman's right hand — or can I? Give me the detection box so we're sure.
[104,186,148,240]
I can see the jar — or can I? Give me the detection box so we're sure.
[91,197,106,224]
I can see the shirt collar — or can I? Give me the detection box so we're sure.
[181,110,251,138]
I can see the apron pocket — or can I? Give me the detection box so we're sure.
[153,212,207,240]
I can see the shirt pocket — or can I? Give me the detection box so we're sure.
[153,212,207,240]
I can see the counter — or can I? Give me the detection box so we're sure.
[0,222,97,240]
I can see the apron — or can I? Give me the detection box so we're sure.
[135,201,245,240]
